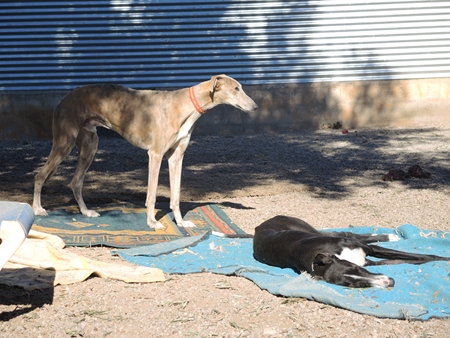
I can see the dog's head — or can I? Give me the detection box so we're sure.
[209,74,258,113]
[312,254,394,288]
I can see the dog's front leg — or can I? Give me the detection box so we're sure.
[167,139,196,228]
[146,150,164,229]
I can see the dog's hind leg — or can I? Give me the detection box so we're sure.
[328,231,400,243]
[69,128,100,217]
[366,244,450,265]
[33,134,77,216]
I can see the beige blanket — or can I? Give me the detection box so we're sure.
[0,230,165,291]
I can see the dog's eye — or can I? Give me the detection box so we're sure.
[235,87,240,91]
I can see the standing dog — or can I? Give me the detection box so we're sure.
[33,75,258,228]
[253,215,450,288]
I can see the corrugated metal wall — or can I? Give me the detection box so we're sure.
[1,0,450,91]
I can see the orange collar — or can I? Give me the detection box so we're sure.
[189,86,205,114]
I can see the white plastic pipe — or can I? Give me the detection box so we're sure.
[0,202,34,270]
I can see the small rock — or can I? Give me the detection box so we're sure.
[408,164,431,178]
[264,328,277,335]
[382,169,407,181]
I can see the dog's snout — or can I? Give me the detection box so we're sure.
[245,100,258,112]
[238,101,258,113]
[387,277,395,287]
[373,275,395,288]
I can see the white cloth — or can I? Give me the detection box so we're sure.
[0,230,165,290]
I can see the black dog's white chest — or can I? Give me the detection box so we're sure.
[335,247,367,266]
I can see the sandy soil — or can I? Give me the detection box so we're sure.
[1,123,449,337]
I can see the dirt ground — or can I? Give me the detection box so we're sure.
[1,122,450,337]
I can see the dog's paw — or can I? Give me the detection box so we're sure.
[388,234,400,242]
[148,221,165,229]
[82,209,101,217]
[178,220,196,228]
[33,206,48,216]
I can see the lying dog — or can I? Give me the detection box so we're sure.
[253,215,450,288]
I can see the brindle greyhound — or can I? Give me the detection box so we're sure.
[33,75,258,228]
[253,215,450,288]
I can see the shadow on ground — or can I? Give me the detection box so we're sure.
[0,277,54,321]
[0,128,449,207]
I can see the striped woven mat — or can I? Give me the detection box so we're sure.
[32,204,246,248]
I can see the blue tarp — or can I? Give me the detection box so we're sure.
[112,224,450,320]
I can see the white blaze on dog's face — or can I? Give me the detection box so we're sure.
[313,254,395,288]
[343,273,395,288]
[210,74,258,113]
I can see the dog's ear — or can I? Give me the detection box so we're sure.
[209,74,226,94]
[312,254,333,276]
[313,254,333,266]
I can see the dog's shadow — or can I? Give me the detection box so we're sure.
[155,201,255,221]
[0,268,55,321]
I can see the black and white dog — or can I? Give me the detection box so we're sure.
[253,215,450,288]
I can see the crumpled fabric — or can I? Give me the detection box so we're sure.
[0,230,165,291]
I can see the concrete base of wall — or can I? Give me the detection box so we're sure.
[1,77,449,140]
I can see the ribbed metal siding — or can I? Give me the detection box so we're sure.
[1,0,449,91]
